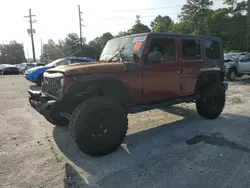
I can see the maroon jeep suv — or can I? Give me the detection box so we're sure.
[28,32,228,156]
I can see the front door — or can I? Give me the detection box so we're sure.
[238,54,250,73]
[180,38,203,94]
[142,36,181,103]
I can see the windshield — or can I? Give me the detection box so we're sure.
[45,58,65,67]
[99,35,146,62]
[224,53,242,60]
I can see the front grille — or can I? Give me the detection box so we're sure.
[42,77,62,99]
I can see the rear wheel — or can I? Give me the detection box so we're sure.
[196,83,225,119]
[69,96,128,156]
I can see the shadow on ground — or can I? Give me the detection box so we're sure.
[228,76,250,86]
[53,106,250,188]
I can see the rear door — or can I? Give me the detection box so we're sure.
[180,38,203,94]
[142,35,181,103]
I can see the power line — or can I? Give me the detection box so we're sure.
[24,9,36,62]
[96,13,178,21]
[87,0,225,13]
[105,4,185,12]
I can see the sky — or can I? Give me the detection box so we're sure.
[0,0,225,60]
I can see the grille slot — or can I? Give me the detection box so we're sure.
[42,76,63,99]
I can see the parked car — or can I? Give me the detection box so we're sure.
[28,32,228,156]
[24,57,94,86]
[19,63,36,74]
[224,52,250,81]
[0,64,20,75]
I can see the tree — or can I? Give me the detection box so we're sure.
[178,0,214,35]
[127,23,151,34]
[150,15,173,32]
[89,32,114,57]
[0,41,26,64]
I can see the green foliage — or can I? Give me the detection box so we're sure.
[150,15,173,32]
[35,0,250,62]
[0,41,26,64]
[127,23,151,34]
[89,32,114,57]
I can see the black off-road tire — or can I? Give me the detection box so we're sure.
[46,116,69,127]
[196,83,225,119]
[69,96,128,156]
[227,69,236,81]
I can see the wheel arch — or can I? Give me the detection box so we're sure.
[60,76,134,113]
[195,70,224,93]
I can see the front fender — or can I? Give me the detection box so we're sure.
[64,76,134,106]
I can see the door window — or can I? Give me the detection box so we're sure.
[204,39,220,59]
[147,38,176,63]
[182,39,201,60]
[240,54,250,62]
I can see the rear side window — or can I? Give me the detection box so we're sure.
[182,39,201,60]
[204,39,220,59]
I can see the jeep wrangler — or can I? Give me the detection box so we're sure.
[28,32,228,157]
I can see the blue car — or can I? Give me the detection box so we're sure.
[24,57,94,86]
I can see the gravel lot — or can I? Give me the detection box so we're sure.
[1,75,250,188]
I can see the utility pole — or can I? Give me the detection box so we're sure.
[78,5,84,54]
[26,48,29,61]
[136,15,140,24]
[41,38,43,57]
[24,9,36,62]
[247,0,250,52]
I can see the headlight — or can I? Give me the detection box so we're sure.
[60,77,64,87]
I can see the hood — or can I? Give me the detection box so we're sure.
[224,59,237,66]
[46,61,126,75]
[26,66,43,72]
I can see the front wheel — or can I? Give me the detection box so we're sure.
[227,69,236,81]
[196,83,225,119]
[69,97,128,156]
[45,116,69,126]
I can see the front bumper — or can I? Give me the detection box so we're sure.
[28,89,56,118]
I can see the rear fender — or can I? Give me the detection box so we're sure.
[195,70,224,93]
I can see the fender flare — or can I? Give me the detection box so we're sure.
[195,70,224,93]
[64,76,134,106]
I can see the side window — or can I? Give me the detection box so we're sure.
[57,59,69,66]
[204,39,220,59]
[182,39,201,60]
[148,38,176,62]
[240,54,250,62]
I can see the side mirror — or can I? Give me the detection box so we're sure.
[133,54,139,63]
[148,51,162,62]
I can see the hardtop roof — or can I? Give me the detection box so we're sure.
[115,32,222,41]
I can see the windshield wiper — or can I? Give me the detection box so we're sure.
[107,45,125,62]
